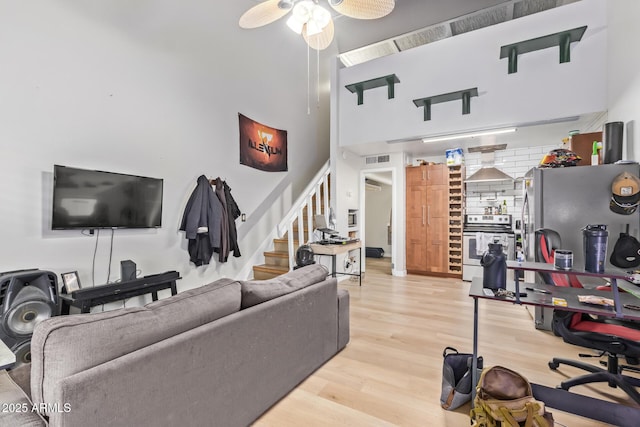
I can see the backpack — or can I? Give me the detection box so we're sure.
[440,347,483,410]
[470,366,553,427]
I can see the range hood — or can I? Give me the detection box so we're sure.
[465,167,514,183]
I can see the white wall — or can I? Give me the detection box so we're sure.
[0,2,330,302]
[337,0,607,148]
[607,0,640,161]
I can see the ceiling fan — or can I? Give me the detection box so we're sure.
[239,0,395,50]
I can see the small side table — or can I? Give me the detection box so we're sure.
[0,339,16,370]
[309,241,362,286]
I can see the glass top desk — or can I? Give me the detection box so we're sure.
[469,262,640,426]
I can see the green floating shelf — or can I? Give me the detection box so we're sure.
[345,74,400,105]
[500,25,587,74]
[412,88,478,121]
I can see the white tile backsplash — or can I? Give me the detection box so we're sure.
[464,144,558,216]
[410,144,561,219]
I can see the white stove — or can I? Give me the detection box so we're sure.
[462,214,515,282]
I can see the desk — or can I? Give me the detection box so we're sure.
[469,262,640,426]
[309,241,362,286]
[0,339,15,371]
[59,271,180,314]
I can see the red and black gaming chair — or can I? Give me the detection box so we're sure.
[535,228,640,404]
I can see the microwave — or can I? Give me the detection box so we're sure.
[348,210,357,227]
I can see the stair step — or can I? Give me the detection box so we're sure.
[253,264,289,280]
[264,251,290,267]
[250,172,330,281]
[274,238,300,252]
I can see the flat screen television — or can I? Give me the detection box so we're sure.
[52,165,163,230]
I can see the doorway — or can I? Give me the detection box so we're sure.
[361,169,394,275]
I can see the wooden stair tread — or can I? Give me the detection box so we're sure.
[264,251,289,258]
[274,237,299,242]
[253,264,289,274]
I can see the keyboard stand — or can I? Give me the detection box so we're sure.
[59,271,181,314]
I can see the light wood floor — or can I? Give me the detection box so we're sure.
[254,258,638,426]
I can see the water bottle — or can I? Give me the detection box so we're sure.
[583,224,608,273]
[481,243,507,290]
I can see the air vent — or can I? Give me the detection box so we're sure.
[366,155,390,164]
[339,41,399,67]
[450,6,509,36]
[513,0,558,19]
[339,0,579,67]
[394,25,450,51]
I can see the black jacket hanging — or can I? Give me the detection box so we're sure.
[179,175,223,266]
[213,179,230,262]
[224,181,242,259]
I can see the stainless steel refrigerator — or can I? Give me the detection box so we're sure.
[521,163,640,329]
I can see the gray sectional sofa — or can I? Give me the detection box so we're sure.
[0,264,350,427]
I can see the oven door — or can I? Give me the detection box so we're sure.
[463,232,515,281]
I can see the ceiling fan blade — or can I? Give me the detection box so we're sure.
[302,19,335,51]
[239,0,291,29]
[329,0,395,20]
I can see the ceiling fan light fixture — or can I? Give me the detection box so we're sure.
[303,18,335,50]
[239,0,292,29]
[329,0,395,19]
[277,0,295,10]
[306,20,323,36]
[287,1,330,35]
[293,0,314,19]
[311,5,331,29]
[286,14,305,33]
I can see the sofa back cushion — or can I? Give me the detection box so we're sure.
[240,264,328,309]
[31,278,241,407]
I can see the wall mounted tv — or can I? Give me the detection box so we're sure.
[52,165,163,230]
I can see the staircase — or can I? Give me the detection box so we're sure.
[252,162,331,280]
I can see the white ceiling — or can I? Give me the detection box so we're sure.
[331,0,510,53]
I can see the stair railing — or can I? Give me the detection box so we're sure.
[277,160,330,270]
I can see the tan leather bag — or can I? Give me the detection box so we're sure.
[470,366,553,427]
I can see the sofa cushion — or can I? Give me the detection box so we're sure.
[8,363,31,398]
[241,264,329,309]
[0,370,47,426]
[31,278,241,408]
[145,277,242,337]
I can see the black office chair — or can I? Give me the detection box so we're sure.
[535,228,640,404]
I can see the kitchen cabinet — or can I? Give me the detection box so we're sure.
[406,164,449,275]
[406,163,446,186]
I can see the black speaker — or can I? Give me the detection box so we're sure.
[0,270,58,368]
[603,121,624,164]
[120,260,137,282]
